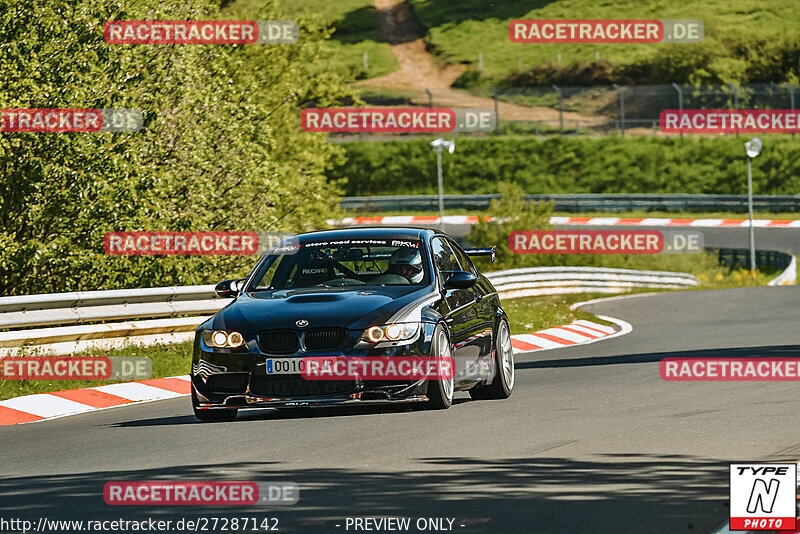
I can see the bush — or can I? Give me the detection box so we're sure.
[0,0,355,295]
[332,136,800,197]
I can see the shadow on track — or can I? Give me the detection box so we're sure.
[0,454,736,533]
[517,344,800,370]
[111,398,472,427]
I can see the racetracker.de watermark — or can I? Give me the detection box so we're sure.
[660,110,800,134]
[509,19,703,43]
[1,109,142,133]
[1,357,151,380]
[104,232,259,256]
[300,356,455,381]
[660,358,800,381]
[104,20,298,44]
[300,108,496,133]
[509,230,703,254]
[104,481,298,505]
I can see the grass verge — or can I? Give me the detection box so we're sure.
[0,341,193,401]
[504,292,616,336]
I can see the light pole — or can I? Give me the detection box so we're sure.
[430,138,455,230]
[744,137,762,272]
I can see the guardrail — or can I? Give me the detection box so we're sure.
[0,267,699,355]
[340,194,800,213]
[0,286,228,356]
[485,267,698,299]
[0,285,225,329]
[714,248,793,273]
[769,255,798,286]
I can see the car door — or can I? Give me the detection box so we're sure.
[448,238,495,364]
[430,237,483,380]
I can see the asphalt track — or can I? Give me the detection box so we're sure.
[2,285,800,533]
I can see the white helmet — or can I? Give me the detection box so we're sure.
[389,248,424,283]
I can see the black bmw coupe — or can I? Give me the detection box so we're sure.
[190,227,514,421]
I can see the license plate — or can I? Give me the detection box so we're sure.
[265,358,305,375]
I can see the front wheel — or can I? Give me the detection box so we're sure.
[192,387,238,422]
[469,319,514,400]
[425,324,454,409]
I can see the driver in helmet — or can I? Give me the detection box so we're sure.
[387,248,424,283]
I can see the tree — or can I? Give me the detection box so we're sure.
[0,0,355,294]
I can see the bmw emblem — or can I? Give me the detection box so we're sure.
[296,319,309,328]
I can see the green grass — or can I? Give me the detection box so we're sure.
[0,341,193,401]
[242,0,398,79]
[408,0,800,84]
[504,292,615,335]
[232,0,800,88]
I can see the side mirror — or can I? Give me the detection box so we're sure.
[443,270,478,290]
[215,279,245,298]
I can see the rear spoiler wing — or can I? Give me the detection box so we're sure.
[464,246,496,263]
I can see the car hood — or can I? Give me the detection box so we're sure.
[210,286,437,332]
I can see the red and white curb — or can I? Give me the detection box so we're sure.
[510,317,631,354]
[550,216,800,228]
[334,215,800,228]
[0,318,630,426]
[0,376,191,426]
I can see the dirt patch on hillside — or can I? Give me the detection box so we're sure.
[357,0,607,125]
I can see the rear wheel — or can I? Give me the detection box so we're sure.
[469,319,514,400]
[192,387,238,422]
[425,324,454,409]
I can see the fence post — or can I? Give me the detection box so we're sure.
[786,82,796,138]
[653,120,657,136]
[552,84,564,134]
[363,52,368,72]
[728,83,739,109]
[478,52,483,72]
[425,88,433,109]
[490,87,499,134]
[728,83,739,137]
[671,82,683,138]
[612,84,625,137]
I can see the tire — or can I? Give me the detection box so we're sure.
[192,387,238,422]
[469,319,514,400]
[425,324,454,410]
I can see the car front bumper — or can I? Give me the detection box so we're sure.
[191,324,437,410]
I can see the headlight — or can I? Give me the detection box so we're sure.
[203,329,246,348]
[360,323,419,343]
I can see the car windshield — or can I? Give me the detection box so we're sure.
[248,238,429,290]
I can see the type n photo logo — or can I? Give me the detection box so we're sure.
[729,463,797,531]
